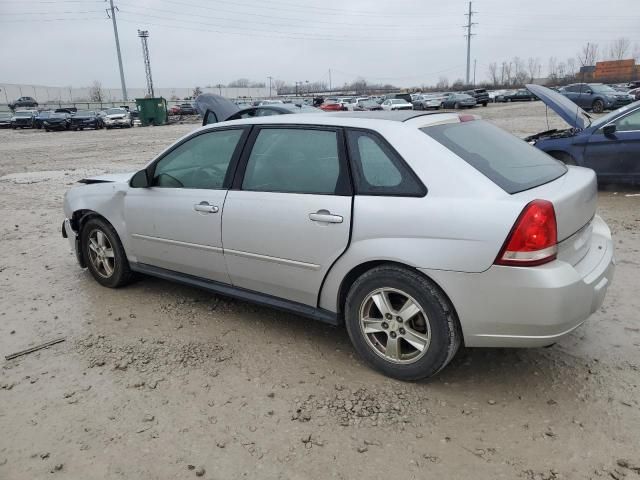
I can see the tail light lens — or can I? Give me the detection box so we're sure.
[495,200,557,267]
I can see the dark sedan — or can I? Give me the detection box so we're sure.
[178,103,196,115]
[11,110,37,129]
[71,110,104,130]
[43,112,71,131]
[496,89,537,102]
[34,110,54,129]
[441,93,476,109]
[526,84,640,185]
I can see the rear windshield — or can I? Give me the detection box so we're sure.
[422,121,567,194]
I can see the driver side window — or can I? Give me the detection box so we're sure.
[614,110,640,132]
[153,129,244,189]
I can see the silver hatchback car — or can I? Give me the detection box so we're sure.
[62,111,614,380]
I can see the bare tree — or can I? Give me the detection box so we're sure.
[633,43,640,63]
[557,62,567,79]
[512,57,528,85]
[578,42,598,66]
[609,37,631,60]
[88,81,103,102]
[228,78,250,88]
[502,62,513,85]
[487,62,499,86]
[548,56,558,81]
[566,58,577,77]
[527,57,541,82]
[192,86,203,98]
[436,76,449,89]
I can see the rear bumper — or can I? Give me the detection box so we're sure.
[421,215,615,348]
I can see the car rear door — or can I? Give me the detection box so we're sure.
[583,108,640,181]
[125,127,249,282]
[221,125,352,306]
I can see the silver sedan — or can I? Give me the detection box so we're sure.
[62,111,614,380]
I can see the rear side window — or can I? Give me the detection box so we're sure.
[422,121,566,194]
[346,130,425,196]
[242,128,347,195]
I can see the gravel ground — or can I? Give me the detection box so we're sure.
[1,103,639,479]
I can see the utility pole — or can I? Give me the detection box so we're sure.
[473,59,477,86]
[267,76,273,98]
[463,1,476,85]
[138,30,154,98]
[108,0,128,101]
[328,69,332,92]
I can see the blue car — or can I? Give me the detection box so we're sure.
[525,84,640,185]
[557,83,633,113]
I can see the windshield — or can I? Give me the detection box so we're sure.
[106,108,126,115]
[590,101,640,129]
[38,111,51,117]
[591,85,616,94]
[422,120,566,194]
[15,111,32,117]
[0,113,11,118]
[391,99,406,104]
[76,110,95,116]
[50,113,67,118]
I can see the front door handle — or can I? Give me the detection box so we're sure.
[309,210,343,223]
[194,202,219,214]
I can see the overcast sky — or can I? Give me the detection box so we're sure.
[1,0,639,89]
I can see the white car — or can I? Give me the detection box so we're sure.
[103,108,133,129]
[346,97,370,111]
[62,111,614,380]
[381,99,413,111]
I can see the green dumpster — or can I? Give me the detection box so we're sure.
[135,97,168,126]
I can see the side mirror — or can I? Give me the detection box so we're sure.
[602,124,616,137]
[585,90,592,95]
[130,169,151,188]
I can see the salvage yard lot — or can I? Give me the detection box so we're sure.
[0,102,639,479]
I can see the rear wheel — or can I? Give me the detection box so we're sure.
[592,99,604,113]
[81,217,133,288]
[454,102,461,109]
[345,265,461,381]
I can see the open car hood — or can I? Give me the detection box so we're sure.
[526,84,589,130]
[194,94,240,123]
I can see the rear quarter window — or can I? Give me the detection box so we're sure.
[421,121,567,194]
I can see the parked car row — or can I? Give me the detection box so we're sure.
[1,107,134,131]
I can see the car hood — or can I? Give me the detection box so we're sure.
[74,115,96,120]
[106,114,127,119]
[194,93,240,122]
[78,172,134,184]
[526,84,589,129]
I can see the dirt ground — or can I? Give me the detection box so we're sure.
[1,104,639,480]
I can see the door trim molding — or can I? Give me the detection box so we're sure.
[129,262,339,325]
[224,248,321,270]
[131,233,223,253]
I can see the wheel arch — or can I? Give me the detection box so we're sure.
[547,150,577,165]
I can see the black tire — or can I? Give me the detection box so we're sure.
[45,129,50,132]
[482,102,488,107]
[344,265,461,381]
[592,99,604,113]
[80,217,133,288]
[454,102,460,109]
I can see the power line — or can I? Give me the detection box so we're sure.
[117,10,460,41]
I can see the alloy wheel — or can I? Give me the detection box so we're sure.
[359,288,431,364]
[87,229,115,278]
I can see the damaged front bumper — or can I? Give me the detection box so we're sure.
[62,219,85,267]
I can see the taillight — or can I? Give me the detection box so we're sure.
[495,200,557,267]
[458,114,477,122]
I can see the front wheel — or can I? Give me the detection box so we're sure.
[81,217,133,288]
[592,99,604,113]
[454,102,460,109]
[344,265,461,381]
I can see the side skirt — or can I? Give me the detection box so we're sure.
[130,263,339,326]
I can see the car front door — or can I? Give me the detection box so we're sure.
[221,126,352,306]
[125,127,248,282]
[583,108,640,181]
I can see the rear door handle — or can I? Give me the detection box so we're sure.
[309,210,343,223]
[194,202,219,214]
